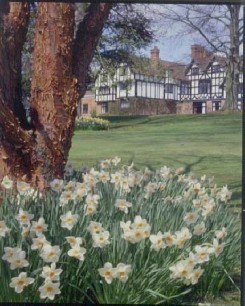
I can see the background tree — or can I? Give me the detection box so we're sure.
[149,4,243,110]
[0,2,112,187]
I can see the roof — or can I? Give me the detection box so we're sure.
[186,54,227,74]
[128,55,188,80]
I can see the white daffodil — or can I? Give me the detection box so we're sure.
[194,245,212,264]
[85,194,100,206]
[2,247,22,263]
[189,267,204,285]
[49,179,64,192]
[68,246,86,261]
[41,263,63,281]
[215,227,227,240]
[183,212,199,225]
[1,175,13,189]
[59,190,74,207]
[162,231,175,247]
[16,181,32,195]
[39,280,61,300]
[132,215,148,229]
[115,199,132,214]
[218,185,232,202]
[211,238,225,257]
[87,221,103,234]
[60,211,78,230]
[185,252,197,269]
[64,180,77,192]
[40,245,61,263]
[0,220,10,237]
[98,262,116,284]
[174,227,192,248]
[30,217,48,235]
[9,251,29,270]
[75,183,89,198]
[65,236,84,248]
[98,171,110,183]
[111,172,122,187]
[31,234,50,250]
[193,222,206,236]
[112,156,121,166]
[169,260,193,280]
[10,272,34,293]
[92,231,110,248]
[15,209,34,225]
[84,204,97,216]
[100,159,111,169]
[21,224,31,237]
[150,231,166,251]
[114,263,132,283]
[119,177,131,193]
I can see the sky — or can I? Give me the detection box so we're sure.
[135,4,243,64]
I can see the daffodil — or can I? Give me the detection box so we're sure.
[68,246,87,261]
[15,209,34,225]
[114,263,132,283]
[39,280,61,300]
[30,217,48,235]
[1,175,13,189]
[40,245,61,263]
[60,211,78,230]
[98,262,116,284]
[0,220,10,237]
[10,272,34,293]
[41,263,63,281]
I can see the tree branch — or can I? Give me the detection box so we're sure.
[73,2,112,97]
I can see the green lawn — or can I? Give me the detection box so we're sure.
[69,111,242,206]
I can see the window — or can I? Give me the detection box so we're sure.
[101,74,107,82]
[180,81,191,95]
[120,98,130,109]
[198,79,211,94]
[212,101,221,111]
[119,82,127,90]
[82,104,88,114]
[212,64,221,73]
[191,67,199,75]
[119,66,127,76]
[99,86,110,94]
[238,83,243,94]
[101,102,108,113]
[165,84,174,93]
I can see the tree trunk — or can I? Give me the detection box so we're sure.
[0,2,112,187]
[223,4,240,110]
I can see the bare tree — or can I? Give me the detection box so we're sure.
[150,4,243,110]
[0,2,112,187]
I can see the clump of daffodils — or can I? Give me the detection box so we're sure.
[0,158,240,304]
[75,116,109,131]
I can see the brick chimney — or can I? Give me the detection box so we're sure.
[151,46,160,64]
[191,44,210,60]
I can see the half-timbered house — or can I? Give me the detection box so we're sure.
[78,45,243,116]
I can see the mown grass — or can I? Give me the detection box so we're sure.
[69,111,242,206]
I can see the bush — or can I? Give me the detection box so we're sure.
[75,116,109,131]
[0,158,240,304]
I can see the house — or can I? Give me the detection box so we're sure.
[79,45,243,116]
[94,46,186,115]
[179,44,243,114]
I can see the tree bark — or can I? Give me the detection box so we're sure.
[0,2,111,187]
[223,4,240,110]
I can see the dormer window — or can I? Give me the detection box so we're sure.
[212,64,221,73]
[191,67,199,75]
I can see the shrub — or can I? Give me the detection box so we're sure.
[0,158,240,304]
[75,116,109,131]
